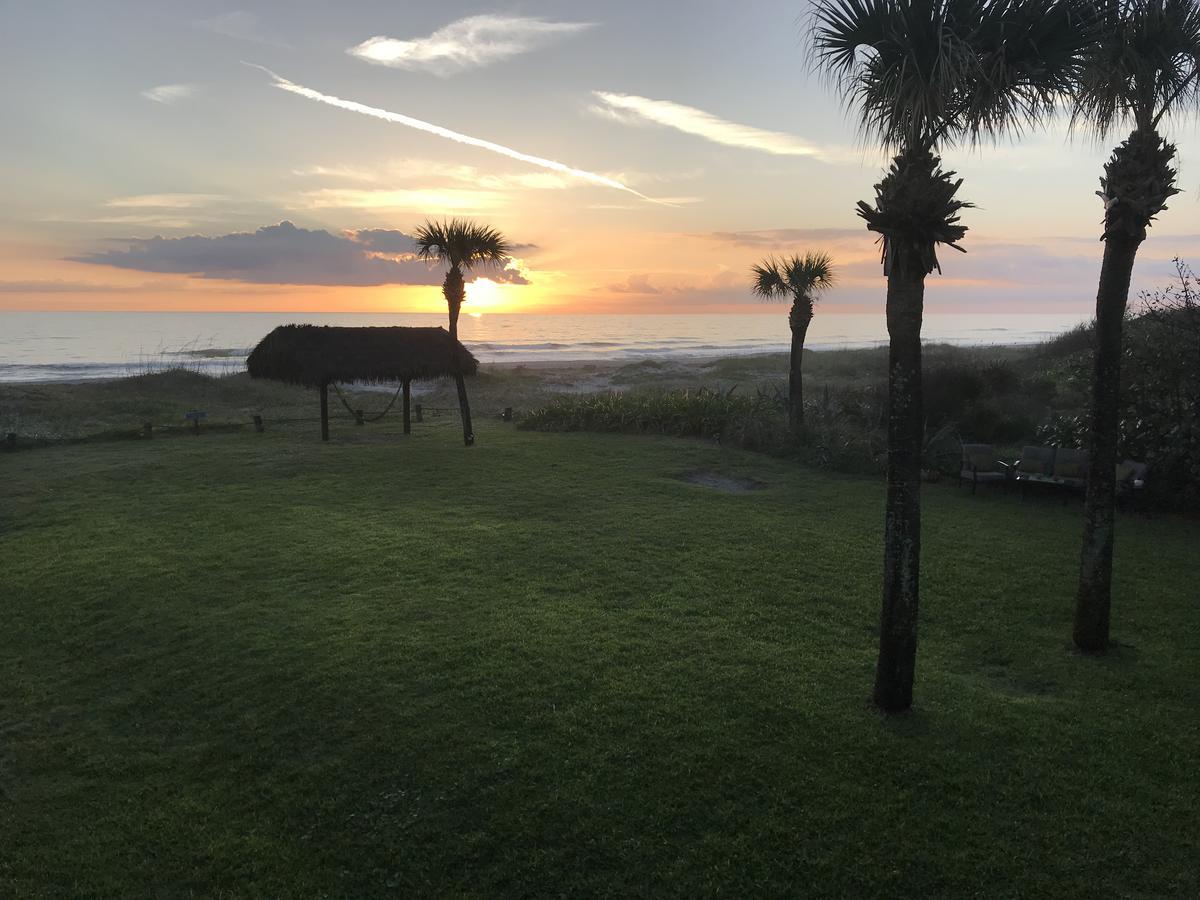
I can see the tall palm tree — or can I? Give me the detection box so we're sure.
[1069,0,1200,653]
[751,253,836,432]
[812,0,1085,711]
[414,218,512,446]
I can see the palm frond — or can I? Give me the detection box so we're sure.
[811,0,1091,149]
[753,253,836,308]
[751,259,790,299]
[414,218,512,270]
[1071,0,1200,137]
[782,252,837,297]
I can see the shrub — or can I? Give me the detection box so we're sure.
[1038,320,1096,358]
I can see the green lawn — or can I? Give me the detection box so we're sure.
[1,419,1196,897]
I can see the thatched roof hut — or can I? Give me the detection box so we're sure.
[246,324,477,387]
[247,325,479,444]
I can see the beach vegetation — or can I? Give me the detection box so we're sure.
[1041,260,1200,510]
[519,387,787,451]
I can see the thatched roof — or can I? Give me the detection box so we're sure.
[247,325,478,388]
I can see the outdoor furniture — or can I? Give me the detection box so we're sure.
[1052,448,1089,490]
[959,443,1009,494]
[1013,445,1089,502]
[1117,459,1149,510]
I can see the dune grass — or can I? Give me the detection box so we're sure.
[1,419,1197,897]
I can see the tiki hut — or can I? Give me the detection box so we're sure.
[247,325,479,444]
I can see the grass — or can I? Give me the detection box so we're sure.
[1,415,1197,897]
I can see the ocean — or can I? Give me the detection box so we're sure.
[0,311,1089,383]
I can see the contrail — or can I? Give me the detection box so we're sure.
[245,64,659,203]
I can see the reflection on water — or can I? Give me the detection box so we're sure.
[0,310,1090,383]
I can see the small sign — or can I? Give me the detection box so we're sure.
[184,410,208,421]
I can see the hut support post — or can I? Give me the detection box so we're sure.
[455,374,474,446]
[320,380,330,442]
[403,380,412,434]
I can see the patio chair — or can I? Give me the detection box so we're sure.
[1014,445,1056,478]
[959,443,1008,494]
[1013,446,1056,500]
[1052,448,1090,491]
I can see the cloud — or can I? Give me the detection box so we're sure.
[248,65,660,203]
[141,84,197,104]
[291,164,379,182]
[296,187,507,213]
[591,92,843,160]
[348,15,594,76]
[106,193,226,208]
[292,158,574,191]
[607,274,661,294]
[71,221,530,286]
[0,279,156,294]
[705,228,867,247]
[198,11,288,47]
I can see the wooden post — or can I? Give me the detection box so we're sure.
[4,432,16,452]
[455,374,474,446]
[320,381,330,442]
[415,404,423,423]
[143,421,153,439]
[503,406,513,422]
[354,409,364,426]
[253,414,264,433]
[403,380,412,434]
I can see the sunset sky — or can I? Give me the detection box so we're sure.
[2,0,1198,316]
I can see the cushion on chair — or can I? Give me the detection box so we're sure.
[1017,446,1055,475]
[1053,448,1089,480]
[961,443,998,473]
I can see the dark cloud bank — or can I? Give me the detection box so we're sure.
[73,221,530,286]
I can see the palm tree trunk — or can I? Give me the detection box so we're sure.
[441,264,473,445]
[455,375,474,446]
[444,266,465,342]
[874,260,925,713]
[1074,232,1142,652]
[788,308,812,433]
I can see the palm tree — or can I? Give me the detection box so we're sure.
[414,218,512,446]
[751,253,836,432]
[1069,0,1200,654]
[812,0,1085,711]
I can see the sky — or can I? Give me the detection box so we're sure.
[1,0,1197,317]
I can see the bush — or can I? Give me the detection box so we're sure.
[1035,412,1087,448]
[1121,260,1200,508]
[1038,260,1200,509]
[1038,320,1096,358]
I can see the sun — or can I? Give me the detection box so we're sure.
[465,277,504,315]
